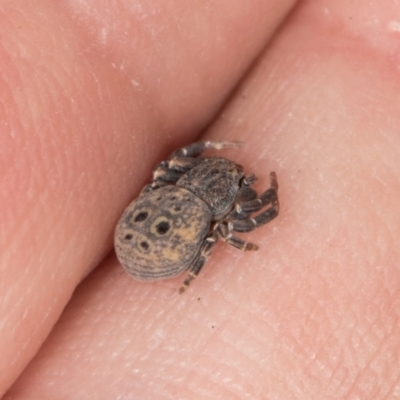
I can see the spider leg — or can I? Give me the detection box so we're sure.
[179,234,218,294]
[229,174,257,220]
[152,161,186,183]
[215,222,258,251]
[229,172,279,233]
[146,141,244,192]
[140,161,185,192]
[237,182,258,202]
[242,173,258,187]
[145,157,203,190]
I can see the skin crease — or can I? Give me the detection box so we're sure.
[1,0,400,399]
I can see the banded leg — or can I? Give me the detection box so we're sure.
[148,157,203,188]
[141,161,185,192]
[228,175,258,216]
[179,234,218,294]
[237,179,259,202]
[229,172,279,233]
[215,222,258,251]
[168,140,242,160]
[242,173,258,187]
[152,161,186,183]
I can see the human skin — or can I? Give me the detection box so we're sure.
[1,0,400,398]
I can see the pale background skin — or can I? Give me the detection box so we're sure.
[1,0,400,398]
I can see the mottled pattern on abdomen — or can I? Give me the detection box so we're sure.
[114,186,212,281]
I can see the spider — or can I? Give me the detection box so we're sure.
[114,141,279,293]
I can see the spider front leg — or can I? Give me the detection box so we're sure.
[179,233,218,294]
[145,157,202,191]
[147,141,243,191]
[228,175,259,220]
[229,171,279,233]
